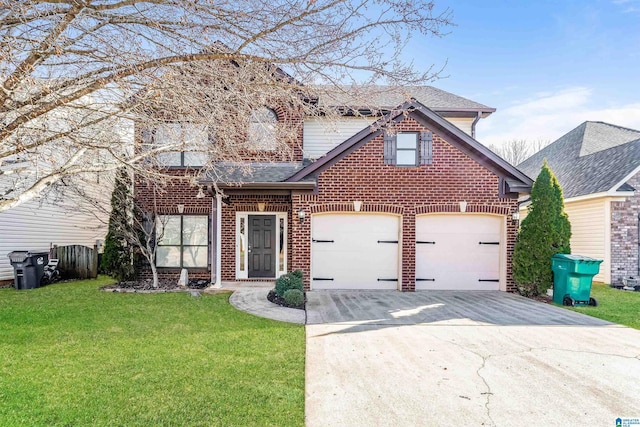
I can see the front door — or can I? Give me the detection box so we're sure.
[248,215,276,278]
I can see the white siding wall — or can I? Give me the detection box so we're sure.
[522,198,609,283]
[303,116,475,158]
[303,117,376,158]
[445,117,474,136]
[0,198,109,281]
[564,198,609,283]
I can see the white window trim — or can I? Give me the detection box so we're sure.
[235,211,287,279]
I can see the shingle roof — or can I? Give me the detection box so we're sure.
[201,162,313,184]
[313,85,494,113]
[517,122,640,199]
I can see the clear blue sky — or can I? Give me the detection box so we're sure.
[406,0,640,146]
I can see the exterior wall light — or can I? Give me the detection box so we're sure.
[512,210,520,222]
[298,209,306,223]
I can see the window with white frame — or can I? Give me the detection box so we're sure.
[395,133,418,166]
[154,123,209,167]
[247,107,278,151]
[156,215,208,268]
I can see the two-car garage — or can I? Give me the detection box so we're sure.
[311,213,504,291]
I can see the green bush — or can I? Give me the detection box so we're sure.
[513,160,571,297]
[283,289,305,307]
[275,271,304,297]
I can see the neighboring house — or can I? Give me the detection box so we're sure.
[0,176,109,283]
[135,86,533,292]
[518,121,640,285]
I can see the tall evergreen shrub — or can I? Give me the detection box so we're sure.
[513,160,571,296]
[101,168,135,281]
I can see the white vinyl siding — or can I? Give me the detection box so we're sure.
[445,117,474,136]
[0,198,109,281]
[303,117,376,158]
[563,198,609,283]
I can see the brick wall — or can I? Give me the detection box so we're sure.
[220,194,292,281]
[290,117,519,291]
[135,171,213,281]
[611,171,640,284]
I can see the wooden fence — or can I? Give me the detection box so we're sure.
[51,245,98,279]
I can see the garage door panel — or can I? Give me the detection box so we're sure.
[416,215,502,290]
[312,214,399,290]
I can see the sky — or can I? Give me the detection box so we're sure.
[403,0,640,147]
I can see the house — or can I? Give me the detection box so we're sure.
[518,121,640,285]
[0,167,109,283]
[135,86,533,292]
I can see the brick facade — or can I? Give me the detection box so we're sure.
[290,117,519,291]
[610,171,640,284]
[135,172,213,281]
[135,116,521,291]
[220,194,292,281]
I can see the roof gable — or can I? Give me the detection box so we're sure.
[286,100,532,193]
[579,122,640,156]
[518,121,640,199]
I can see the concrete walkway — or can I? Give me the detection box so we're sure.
[226,282,306,324]
[305,291,640,427]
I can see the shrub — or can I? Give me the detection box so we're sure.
[275,271,304,297]
[101,168,135,282]
[283,289,305,307]
[513,160,571,296]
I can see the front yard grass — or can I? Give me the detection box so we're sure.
[0,277,305,426]
[567,282,640,329]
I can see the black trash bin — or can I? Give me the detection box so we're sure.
[7,251,49,290]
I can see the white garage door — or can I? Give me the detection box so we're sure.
[416,214,503,290]
[312,214,399,290]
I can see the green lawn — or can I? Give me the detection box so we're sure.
[0,277,305,427]
[567,282,640,329]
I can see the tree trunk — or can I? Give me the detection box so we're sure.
[150,262,159,288]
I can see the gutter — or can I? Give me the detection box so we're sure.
[212,182,316,190]
[471,111,482,139]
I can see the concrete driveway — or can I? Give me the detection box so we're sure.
[305,291,640,427]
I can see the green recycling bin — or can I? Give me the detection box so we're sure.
[551,254,602,306]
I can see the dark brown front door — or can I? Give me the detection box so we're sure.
[248,215,276,278]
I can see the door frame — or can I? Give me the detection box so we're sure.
[414,213,507,291]
[310,212,402,290]
[236,212,287,280]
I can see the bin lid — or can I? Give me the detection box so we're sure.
[552,253,603,263]
[8,251,29,263]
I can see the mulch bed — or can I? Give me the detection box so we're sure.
[267,289,306,310]
[101,278,212,293]
[530,294,553,304]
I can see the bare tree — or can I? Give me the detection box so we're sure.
[488,139,531,166]
[0,0,452,213]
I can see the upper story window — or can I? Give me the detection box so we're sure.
[153,123,209,167]
[384,131,433,167]
[248,107,278,151]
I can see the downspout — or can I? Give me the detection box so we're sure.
[208,186,223,289]
[214,192,223,288]
[471,111,482,139]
